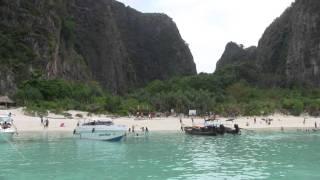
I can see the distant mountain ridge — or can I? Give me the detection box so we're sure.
[216,0,320,87]
[0,0,197,95]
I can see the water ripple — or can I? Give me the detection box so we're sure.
[0,131,319,179]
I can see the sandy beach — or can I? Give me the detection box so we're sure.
[1,108,319,133]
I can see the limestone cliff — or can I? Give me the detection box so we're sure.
[0,0,196,95]
[216,42,257,70]
[216,0,320,87]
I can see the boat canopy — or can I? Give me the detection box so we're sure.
[0,116,12,123]
[83,120,114,126]
[204,119,223,127]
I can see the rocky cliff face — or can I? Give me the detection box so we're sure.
[216,0,320,87]
[216,42,257,69]
[0,0,196,95]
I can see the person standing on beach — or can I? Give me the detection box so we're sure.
[40,115,43,125]
[315,122,318,129]
[191,117,194,126]
[44,119,49,128]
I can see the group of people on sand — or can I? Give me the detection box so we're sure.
[302,118,318,129]
[135,112,155,120]
[253,118,273,125]
[243,117,320,132]
[40,115,49,128]
[128,125,149,136]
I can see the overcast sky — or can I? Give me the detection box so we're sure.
[118,0,295,73]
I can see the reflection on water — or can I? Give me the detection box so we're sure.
[0,131,319,179]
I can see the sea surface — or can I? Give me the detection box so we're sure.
[0,131,320,180]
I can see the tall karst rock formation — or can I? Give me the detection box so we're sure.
[217,0,320,87]
[0,0,197,94]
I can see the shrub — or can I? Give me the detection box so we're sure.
[305,99,320,116]
[282,99,304,116]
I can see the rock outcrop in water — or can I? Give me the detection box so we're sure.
[0,0,196,95]
[216,0,320,87]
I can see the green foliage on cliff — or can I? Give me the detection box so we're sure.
[0,29,37,82]
[62,17,76,47]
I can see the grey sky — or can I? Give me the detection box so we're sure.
[118,0,295,73]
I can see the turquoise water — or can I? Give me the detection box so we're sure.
[0,131,320,180]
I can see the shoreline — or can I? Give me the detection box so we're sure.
[15,127,319,133]
[1,108,319,133]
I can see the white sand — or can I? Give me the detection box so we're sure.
[1,108,319,133]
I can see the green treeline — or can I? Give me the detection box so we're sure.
[15,77,151,116]
[130,74,320,117]
[14,68,320,117]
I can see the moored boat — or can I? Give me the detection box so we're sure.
[184,119,240,136]
[74,119,127,142]
[0,114,17,141]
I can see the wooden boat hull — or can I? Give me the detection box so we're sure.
[184,124,240,136]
